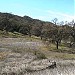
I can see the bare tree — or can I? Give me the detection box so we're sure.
[60,21,64,26]
[52,18,58,25]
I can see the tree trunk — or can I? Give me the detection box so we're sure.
[56,41,58,49]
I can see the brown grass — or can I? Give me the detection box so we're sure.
[0,52,9,60]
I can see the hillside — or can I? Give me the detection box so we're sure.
[0,12,75,75]
[0,12,54,36]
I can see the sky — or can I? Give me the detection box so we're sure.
[0,0,74,22]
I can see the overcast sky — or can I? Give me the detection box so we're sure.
[0,0,74,22]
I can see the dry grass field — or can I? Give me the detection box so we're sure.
[0,36,75,75]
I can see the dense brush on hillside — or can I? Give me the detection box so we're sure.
[0,12,53,36]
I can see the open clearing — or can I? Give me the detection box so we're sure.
[0,37,75,75]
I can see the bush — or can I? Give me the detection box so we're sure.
[34,51,47,59]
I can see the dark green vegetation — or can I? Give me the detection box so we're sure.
[0,12,75,50]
